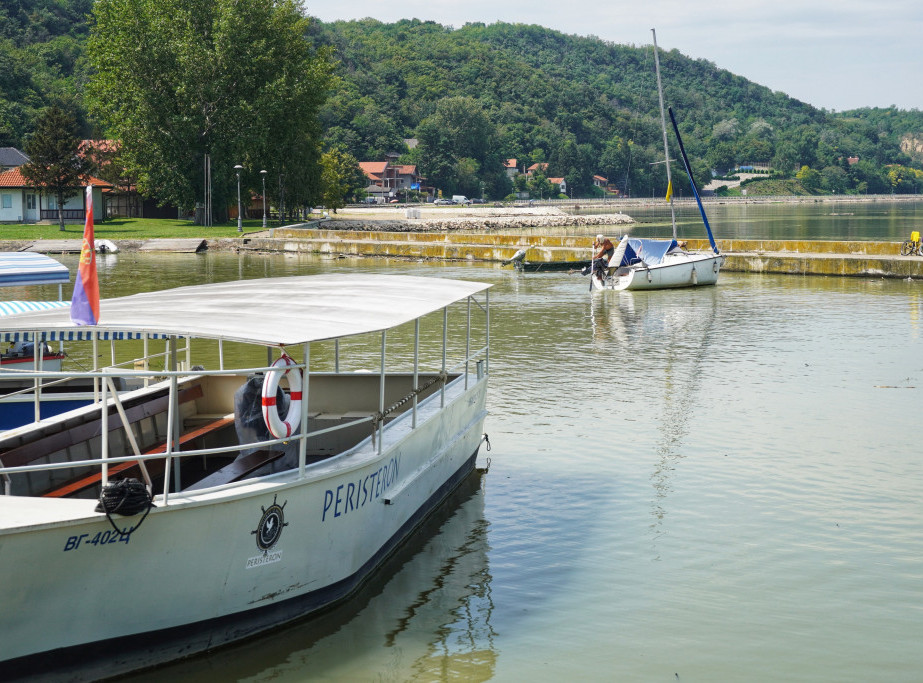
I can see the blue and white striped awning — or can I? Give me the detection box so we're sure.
[0,300,70,317]
[1,329,167,342]
[0,252,70,287]
[2,302,169,341]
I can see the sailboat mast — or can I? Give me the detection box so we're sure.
[651,28,677,241]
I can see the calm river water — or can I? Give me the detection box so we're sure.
[577,196,923,241]
[15,201,923,681]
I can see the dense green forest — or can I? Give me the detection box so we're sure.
[3,1,922,200]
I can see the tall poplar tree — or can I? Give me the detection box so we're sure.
[86,0,332,222]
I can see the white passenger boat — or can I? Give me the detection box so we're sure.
[0,273,491,679]
[591,29,724,292]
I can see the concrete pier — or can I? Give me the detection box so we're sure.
[224,228,923,280]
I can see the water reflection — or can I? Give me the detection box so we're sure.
[130,472,494,682]
[591,289,719,544]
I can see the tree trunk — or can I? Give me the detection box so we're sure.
[57,191,65,231]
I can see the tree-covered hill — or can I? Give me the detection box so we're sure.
[311,18,922,196]
[0,0,93,146]
[3,7,922,199]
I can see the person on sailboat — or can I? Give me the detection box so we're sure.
[592,234,614,278]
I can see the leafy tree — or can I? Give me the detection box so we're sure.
[711,118,739,142]
[550,136,594,195]
[527,170,553,199]
[319,147,365,212]
[599,137,630,189]
[21,104,92,231]
[849,160,889,194]
[706,141,736,174]
[512,172,529,194]
[772,142,800,176]
[796,165,822,193]
[747,119,773,138]
[820,165,848,194]
[86,0,332,222]
[740,138,773,163]
[454,157,481,198]
[416,96,503,197]
[887,165,922,193]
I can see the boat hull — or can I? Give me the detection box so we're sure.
[592,252,724,291]
[0,375,488,679]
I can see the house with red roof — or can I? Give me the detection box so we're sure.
[0,167,111,223]
[359,160,429,200]
[547,177,567,195]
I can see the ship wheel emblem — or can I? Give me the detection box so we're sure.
[251,494,288,552]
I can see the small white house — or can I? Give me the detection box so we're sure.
[0,168,109,223]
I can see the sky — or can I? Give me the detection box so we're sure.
[305,0,922,112]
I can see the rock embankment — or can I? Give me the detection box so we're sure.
[313,206,633,232]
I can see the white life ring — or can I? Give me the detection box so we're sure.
[261,355,303,438]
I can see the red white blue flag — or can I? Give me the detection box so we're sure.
[70,186,100,325]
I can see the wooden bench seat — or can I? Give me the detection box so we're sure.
[43,413,235,498]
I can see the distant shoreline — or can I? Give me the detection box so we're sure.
[332,193,921,217]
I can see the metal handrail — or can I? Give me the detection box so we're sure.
[0,373,483,478]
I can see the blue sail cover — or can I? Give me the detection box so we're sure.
[618,238,678,267]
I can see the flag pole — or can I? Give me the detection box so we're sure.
[71,185,100,326]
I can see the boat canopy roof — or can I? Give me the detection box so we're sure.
[0,274,491,346]
[0,252,70,287]
[619,238,678,267]
[0,300,70,317]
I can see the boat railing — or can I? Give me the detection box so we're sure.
[0,361,483,501]
[2,289,491,500]
[0,371,86,399]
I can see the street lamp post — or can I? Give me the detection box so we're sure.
[260,169,267,229]
[234,164,243,232]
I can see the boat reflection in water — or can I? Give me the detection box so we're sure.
[590,286,718,542]
[132,470,495,682]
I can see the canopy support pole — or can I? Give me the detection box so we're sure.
[298,342,310,477]
[441,307,447,408]
[379,332,386,454]
[412,318,419,429]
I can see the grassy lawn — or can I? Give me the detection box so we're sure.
[0,218,271,240]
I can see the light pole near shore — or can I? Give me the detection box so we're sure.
[260,169,267,229]
[234,164,243,232]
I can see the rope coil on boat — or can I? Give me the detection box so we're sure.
[95,478,155,537]
[371,371,448,432]
[262,354,303,439]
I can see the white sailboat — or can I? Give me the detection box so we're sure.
[591,29,724,292]
[0,273,491,679]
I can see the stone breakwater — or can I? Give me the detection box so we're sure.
[314,212,633,233]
